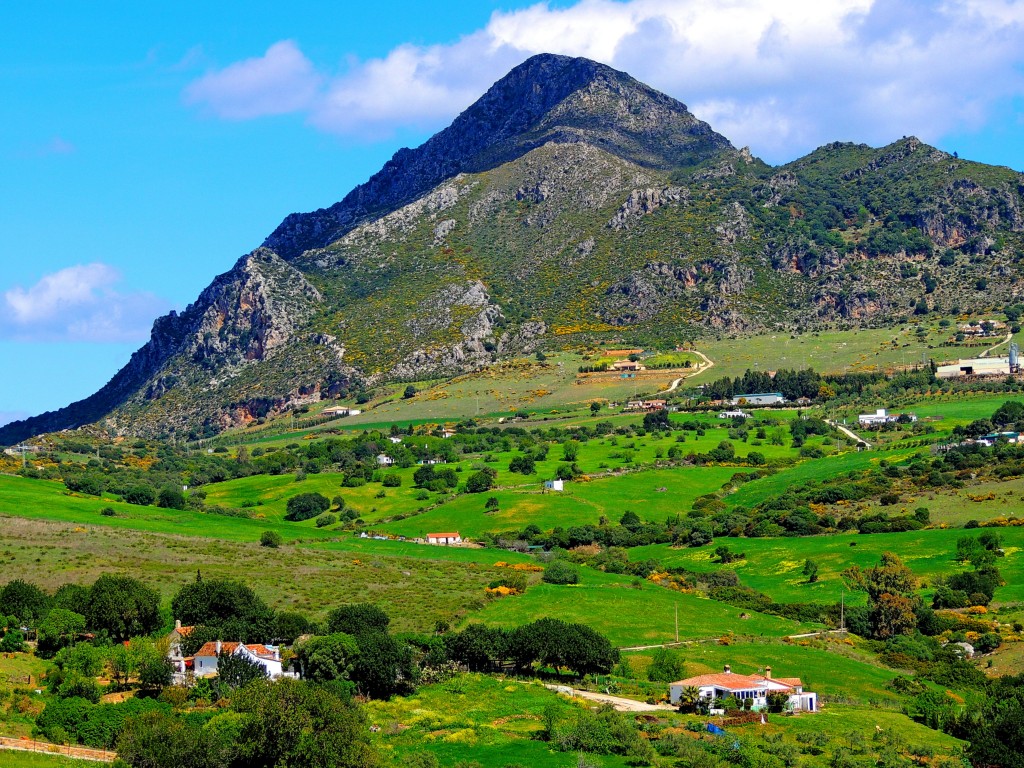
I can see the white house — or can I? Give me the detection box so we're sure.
[858,408,917,426]
[388,436,403,444]
[167,620,196,681]
[376,453,395,466]
[730,393,786,406]
[441,429,457,439]
[426,531,462,545]
[718,410,750,419]
[669,665,817,713]
[193,640,286,679]
[544,479,564,491]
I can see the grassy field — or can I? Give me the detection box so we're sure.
[0,515,532,633]
[0,753,95,768]
[468,567,812,647]
[692,323,990,383]
[625,636,906,705]
[366,673,635,768]
[631,526,1024,604]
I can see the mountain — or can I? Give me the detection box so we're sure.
[3,53,1023,444]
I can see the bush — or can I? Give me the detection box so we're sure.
[99,507,117,517]
[315,514,338,528]
[260,530,283,548]
[542,560,579,585]
[382,474,401,487]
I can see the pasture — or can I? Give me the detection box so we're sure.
[630,526,1024,604]
[467,567,813,647]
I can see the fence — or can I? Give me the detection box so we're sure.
[0,735,117,763]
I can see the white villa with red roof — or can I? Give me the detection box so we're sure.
[425,531,462,545]
[193,640,286,679]
[670,665,817,712]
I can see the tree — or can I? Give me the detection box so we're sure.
[274,611,313,644]
[562,441,580,462]
[0,579,50,625]
[296,633,359,682]
[803,559,820,583]
[135,639,174,691]
[116,710,220,768]
[647,647,685,682]
[677,685,701,713]
[36,609,86,658]
[870,593,917,639]
[349,630,413,698]
[171,577,275,644]
[508,455,536,474]
[157,487,187,510]
[402,385,417,399]
[327,603,390,636]
[260,530,282,548]
[217,650,268,690]
[85,575,161,642]
[284,492,331,521]
[465,468,496,493]
[446,624,509,671]
[590,402,601,415]
[232,679,380,768]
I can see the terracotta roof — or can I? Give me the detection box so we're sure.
[427,532,460,538]
[671,673,799,691]
[194,642,275,659]
[174,625,195,637]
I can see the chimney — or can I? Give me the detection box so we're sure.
[175,619,181,630]
[765,666,772,679]
[724,664,732,674]
[215,640,222,654]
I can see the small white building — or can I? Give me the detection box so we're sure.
[936,357,1013,379]
[858,408,918,426]
[376,453,395,466]
[323,406,362,417]
[544,479,564,491]
[718,410,750,419]
[388,436,403,444]
[426,531,462,545]
[669,665,817,712]
[731,393,786,406]
[193,640,286,679]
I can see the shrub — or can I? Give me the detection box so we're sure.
[260,530,283,548]
[542,560,579,585]
[99,507,117,517]
[315,514,338,528]
[382,474,401,487]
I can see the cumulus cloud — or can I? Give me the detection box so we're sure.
[184,40,322,119]
[1,264,171,343]
[182,0,1024,161]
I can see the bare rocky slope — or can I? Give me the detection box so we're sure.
[3,54,1023,443]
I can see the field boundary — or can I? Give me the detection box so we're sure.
[0,734,117,762]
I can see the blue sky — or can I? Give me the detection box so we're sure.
[2,0,1024,424]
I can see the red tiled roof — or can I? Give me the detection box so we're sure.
[173,625,195,637]
[194,642,274,659]
[427,532,460,538]
[671,673,799,691]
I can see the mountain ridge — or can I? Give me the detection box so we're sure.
[3,55,1023,445]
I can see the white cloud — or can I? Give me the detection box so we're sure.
[1,264,171,343]
[184,40,322,120]
[182,0,1024,161]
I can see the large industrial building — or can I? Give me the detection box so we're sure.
[936,343,1020,379]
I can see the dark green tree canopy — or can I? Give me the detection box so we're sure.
[85,575,161,642]
[326,603,390,637]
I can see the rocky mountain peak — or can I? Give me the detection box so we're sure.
[263,54,732,259]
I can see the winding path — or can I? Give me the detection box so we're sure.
[829,421,871,449]
[980,331,1014,358]
[656,349,716,394]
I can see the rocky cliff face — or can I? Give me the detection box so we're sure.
[3,55,1024,444]
[263,53,731,260]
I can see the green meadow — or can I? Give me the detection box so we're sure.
[468,568,812,647]
[631,526,1024,604]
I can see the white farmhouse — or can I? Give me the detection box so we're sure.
[426,531,462,545]
[670,665,817,712]
[193,640,286,679]
[376,453,395,466]
[544,479,564,491]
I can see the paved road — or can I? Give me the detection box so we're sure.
[980,331,1014,357]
